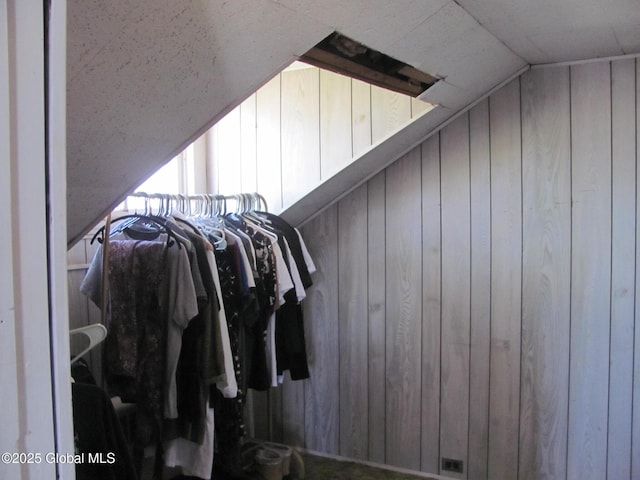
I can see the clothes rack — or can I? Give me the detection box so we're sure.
[79,190,315,480]
[126,191,269,217]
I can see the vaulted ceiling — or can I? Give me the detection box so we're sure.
[67,0,640,245]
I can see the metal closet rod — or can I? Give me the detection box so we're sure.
[126,192,269,215]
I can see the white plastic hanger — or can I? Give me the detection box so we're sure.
[69,323,107,365]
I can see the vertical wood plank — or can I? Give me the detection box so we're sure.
[468,98,492,480]
[411,98,433,118]
[568,61,611,480]
[320,70,352,179]
[439,114,471,479]
[190,134,209,194]
[519,67,571,480]
[367,171,386,463]
[385,148,423,470]
[214,105,242,195]
[608,58,636,480]
[302,205,340,454]
[488,78,522,480]
[256,75,283,212]
[282,373,306,447]
[338,184,369,459]
[281,68,320,207]
[240,93,258,193]
[205,129,217,194]
[420,134,441,474]
[371,85,412,144]
[352,79,372,158]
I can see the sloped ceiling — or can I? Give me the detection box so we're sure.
[67,0,640,245]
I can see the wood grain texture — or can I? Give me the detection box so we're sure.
[62,59,640,479]
[214,105,242,195]
[320,70,352,179]
[281,68,320,207]
[338,184,369,459]
[568,61,611,480]
[519,66,571,480]
[608,58,636,480]
[302,204,340,454]
[240,58,638,480]
[210,65,423,213]
[411,98,432,118]
[367,171,387,463]
[488,78,522,480]
[384,148,423,470]
[420,134,441,474]
[467,98,491,480]
[240,93,258,193]
[282,372,306,447]
[256,75,283,212]
[371,85,412,144]
[439,114,471,479]
[352,79,372,158]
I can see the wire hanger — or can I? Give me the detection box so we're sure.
[90,214,181,248]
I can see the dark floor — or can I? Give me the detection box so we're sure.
[142,448,439,480]
[297,453,438,480]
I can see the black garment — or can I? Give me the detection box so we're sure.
[275,303,310,380]
[171,231,221,445]
[237,226,275,391]
[228,212,313,381]
[72,382,137,480]
[255,212,313,289]
[252,213,312,380]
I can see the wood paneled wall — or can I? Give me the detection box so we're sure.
[209,63,432,212]
[256,59,640,480]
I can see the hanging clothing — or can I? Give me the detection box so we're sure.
[72,382,138,480]
[80,197,316,480]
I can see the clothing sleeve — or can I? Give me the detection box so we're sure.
[271,241,295,308]
[282,238,306,303]
[170,246,199,328]
[164,245,200,418]
[79,244,104,308]
[295,227,316,275]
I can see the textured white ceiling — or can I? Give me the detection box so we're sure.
[66,0,640,244]
[455,0,640,64]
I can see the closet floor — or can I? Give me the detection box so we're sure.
[141,451,441,480]
[299,453,440,480]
